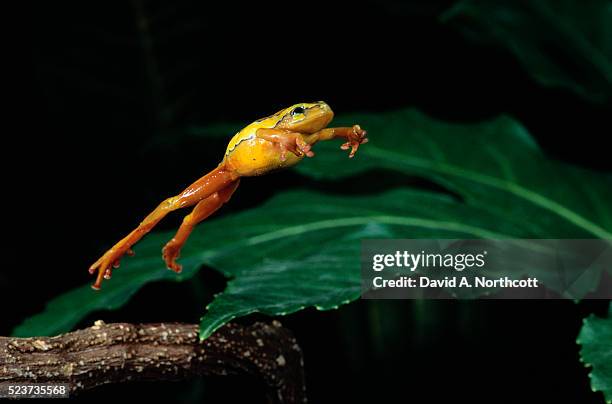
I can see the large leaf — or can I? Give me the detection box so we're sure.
[13,188,527,339]
[578,302,612,403]
[296,109,612,238]
[14,108,612,341]
[441,0,612,101]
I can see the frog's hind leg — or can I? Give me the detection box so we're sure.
[89,165,237,290]
[162,179,240,273]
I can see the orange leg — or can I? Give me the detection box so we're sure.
[256,128,315,161]
[305,125,368,158]
[89,165,237,289]
[162,179,240,272]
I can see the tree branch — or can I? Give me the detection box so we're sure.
[0,321,306,403]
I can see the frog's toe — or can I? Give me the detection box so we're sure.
[89,247,132,289]
[296,137,314,157]
[340,126,368,158]
[162,243,183,273]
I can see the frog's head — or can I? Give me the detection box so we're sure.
[275,101,334,133]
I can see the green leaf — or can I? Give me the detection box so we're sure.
[13,188,527,339]
[296,109,612,238]
[441,0,612,101]
[578,302,612,403]
[14,108,612,340]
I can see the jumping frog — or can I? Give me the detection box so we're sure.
[89,101,368,289]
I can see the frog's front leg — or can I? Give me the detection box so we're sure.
[162,179,240,272]
[256,128,315,161]
[306,125,368,158]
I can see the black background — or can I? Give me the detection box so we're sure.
[4,1,611,403]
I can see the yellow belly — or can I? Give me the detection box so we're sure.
[223,136,303,176]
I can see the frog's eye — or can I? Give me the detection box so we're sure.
[291,106,305,116]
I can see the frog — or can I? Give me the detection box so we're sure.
[89,101,368,289]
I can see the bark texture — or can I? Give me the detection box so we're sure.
[0,320,306,403]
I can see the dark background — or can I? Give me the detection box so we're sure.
[4,1,611,402]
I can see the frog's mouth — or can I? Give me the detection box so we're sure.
[290,101,334,133]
